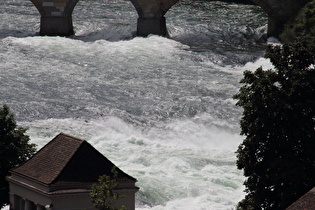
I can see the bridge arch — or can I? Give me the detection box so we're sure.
[251,0,273,15]
[250,0,309,37]
[130,0,180,18]
[130,0,310,37]
[29,0,308,38]
[29,0,45,16]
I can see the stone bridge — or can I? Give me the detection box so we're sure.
[29,0,310,37]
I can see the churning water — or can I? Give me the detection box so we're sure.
[1,0,274,209]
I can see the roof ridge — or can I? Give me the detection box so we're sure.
[49,133,85,184]
[10,133,137,185]
[10,132,85,184]
[80,141,137,181]
[10,133,64,173]
[58,132,85,143]
[54,139,137,183]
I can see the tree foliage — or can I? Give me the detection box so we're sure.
[90,167,126,210]
[234,42,315,209]
[280,0,315,46]
[0,105,37,207]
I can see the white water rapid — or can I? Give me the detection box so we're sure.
[0,0,274,209]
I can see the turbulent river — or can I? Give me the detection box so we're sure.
[1,0,274,209]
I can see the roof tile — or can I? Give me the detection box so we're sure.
[286,187,315,210]
[10,133,136,185]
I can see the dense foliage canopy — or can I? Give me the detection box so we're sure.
[234,41,315,209]
[0,105,36,207]
[280,0,315,45]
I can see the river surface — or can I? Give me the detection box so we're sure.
[0,0,273,209]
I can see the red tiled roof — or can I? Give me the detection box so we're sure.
[286,187,315,210]
[10,133,136,185]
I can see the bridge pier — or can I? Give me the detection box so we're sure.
[137,17,167,37]
[30,0,79,36]
[267,16,287,38]
[27,0,308,39]
[252,0,309,38]
[130,0,180,37]
[40,16,74,36]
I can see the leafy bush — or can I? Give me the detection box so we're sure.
[90,167,126,210]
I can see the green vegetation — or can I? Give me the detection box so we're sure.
[234,41,315,209]
[0,105,37,208]
[90,167,126,210]
[280,0,315,46]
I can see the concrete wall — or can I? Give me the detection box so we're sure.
[8,174,138,210]
[9,181,52,210]
[50,194,95,210]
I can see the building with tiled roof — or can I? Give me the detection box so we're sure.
[7,133,139,210]
[286,187,315,210]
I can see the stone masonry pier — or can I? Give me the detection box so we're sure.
[30,0,79,36]
[29,0,310,37]
[130,0,179,36]
[251,0,309,37]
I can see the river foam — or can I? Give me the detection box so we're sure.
[1,34,272,209]
[21,114,245,209]
[0,0,272,208]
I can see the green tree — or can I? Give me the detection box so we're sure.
[280,0,315,46]
[0,105,37,207]
[90,167,126,210]
[234,42,315,210]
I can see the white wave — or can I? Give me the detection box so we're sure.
[21,115,244,209]
[241,57,274,72]
[1,2,270,209]
[0,205,9,210]
[267,37,282,46]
